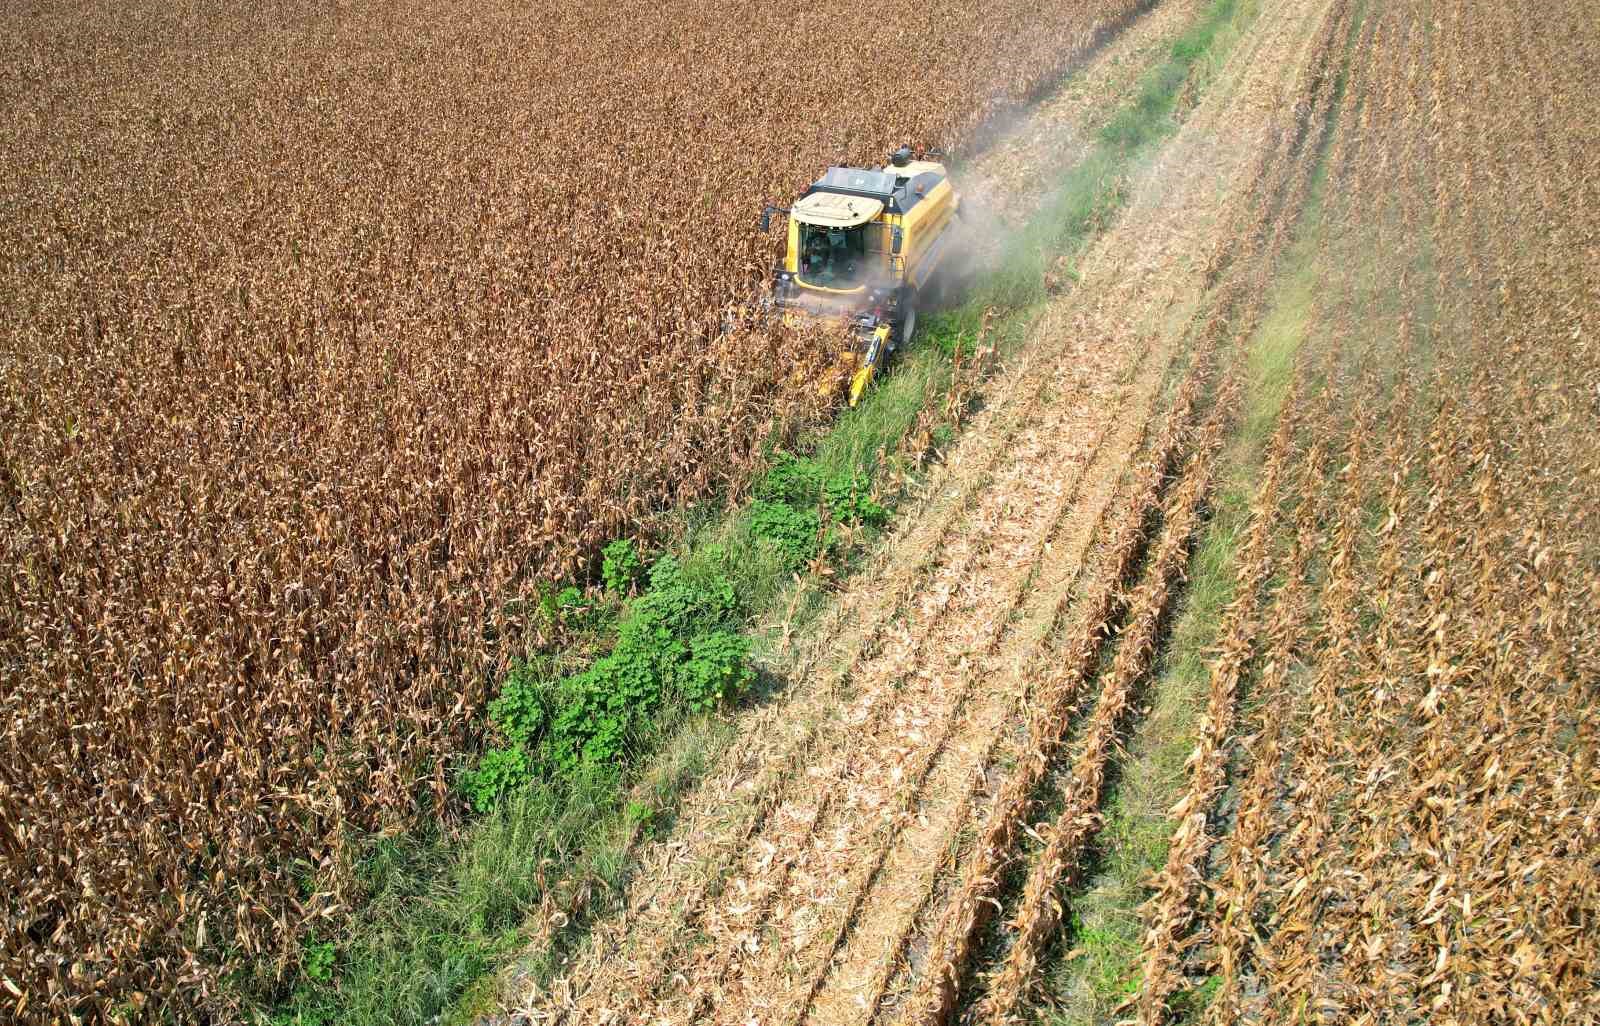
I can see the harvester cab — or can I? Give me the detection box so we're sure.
[762,145,961,406]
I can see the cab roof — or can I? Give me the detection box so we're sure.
[803,160,949,216]
[791,191,884,227]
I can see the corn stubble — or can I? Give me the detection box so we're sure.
[0,0,1144,1020]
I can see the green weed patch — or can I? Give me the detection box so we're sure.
[745,451,888,569]
[465,554,751,806]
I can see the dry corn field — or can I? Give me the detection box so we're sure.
[4,0,1598,1022]
[0,0,1157,1018]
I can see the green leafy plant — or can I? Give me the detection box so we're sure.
[754,451,824,506]
[532,581,596,631]
[677,631,755,712]
[823,469,887,527]
[601,538,645,595]
[756,452,886,531]
[748,500,823,569]
[638,555,739,633]
[486,664,550,748]
[301,937,336,983]
[543,554,748,773]
[458,747,532,813]
[549,640,665,771]
[749,456,885,568]
[556,585,596,628]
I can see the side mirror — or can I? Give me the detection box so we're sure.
[891,227,904,255]
[761,208,771,233]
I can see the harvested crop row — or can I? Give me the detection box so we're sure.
[786,304,1104,690]
[788,486,1132,1026]
[889,330,1219,1026]
[976,363,1242,1024]
[797,311,1188,1026]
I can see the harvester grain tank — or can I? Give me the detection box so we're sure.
[762,146,962,406]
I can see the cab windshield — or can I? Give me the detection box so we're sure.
[798,222,880,290]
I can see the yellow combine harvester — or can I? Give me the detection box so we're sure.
[762,146,962,406]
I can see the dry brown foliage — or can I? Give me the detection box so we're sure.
[0,0,1147,1019]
